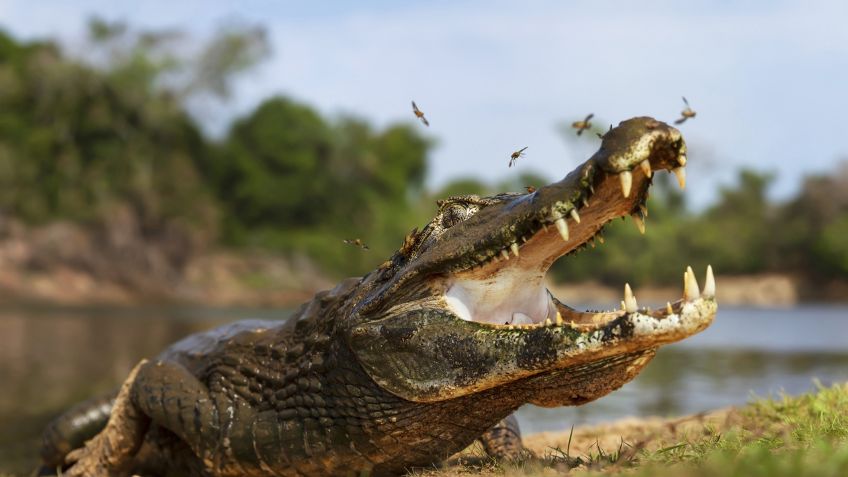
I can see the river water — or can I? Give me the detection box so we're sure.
[1,304,846,474]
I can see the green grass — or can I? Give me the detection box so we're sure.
[624,382,848,477]
[420,382,848,477]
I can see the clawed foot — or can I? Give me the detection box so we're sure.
[61,360,150,477]
[63,433,127,477]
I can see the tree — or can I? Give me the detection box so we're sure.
[210,97,334,230]
[687,169,776,274]
[0,28,215,233]
[209,97,432,275]
[777,161,848,277]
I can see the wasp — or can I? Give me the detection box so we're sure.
[411,101,429,127]
[343,239,370,250]
[674,97,697,124]
[525,185,537,193]
[509,147,528,167]
[571,113,594,136]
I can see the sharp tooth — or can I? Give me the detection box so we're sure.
[545,318,552,326]
[624,283,638,313]
[542,223,549,232]
[554,217,569,241]
[703,265,716,298]
[640,160,652,178]
[510,242,520,257]
[512,312,533,325]
[620,171,632,198]
[570,209,581,224]
[684,266,700,301]
[673,167,686,189]
[521,236,528,243]
[598,235,605,244]
[501,249,510,260]
[555,311,563,325]
[666,302,673,314]
[679,154,687,166]
[589,241,595,248]
[620,300,627,311]
[589,183,595,194]
[582,197,589,207]
[639,203,648,217]
[632,214,646,234]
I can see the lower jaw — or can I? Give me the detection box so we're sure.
[442,263,716,332]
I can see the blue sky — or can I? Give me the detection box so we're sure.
[1,0,846,208]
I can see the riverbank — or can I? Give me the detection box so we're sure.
[0,214,841,307]
[549,273,801,308]
[0,214,333,307]
[424,383,848,476]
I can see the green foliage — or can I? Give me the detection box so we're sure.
[0,27,215,232]
[207,99,432,275]
[815,215,848,275]
[697,169,776,273]
[622,384,848,477]
[209,97,334,228]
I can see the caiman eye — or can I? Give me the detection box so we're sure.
[441,205,468,228]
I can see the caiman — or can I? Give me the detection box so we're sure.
[40,117,717,476]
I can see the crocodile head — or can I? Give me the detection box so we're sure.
[347,117,717,407]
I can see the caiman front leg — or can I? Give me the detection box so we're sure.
[63,360,151,477]
[65,359,223,476]
[478,414,526,460]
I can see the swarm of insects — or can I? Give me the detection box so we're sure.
[509,147,528,167]
[343,239,370,250]
[411,101,429,127]
[674,97,697,124]
[571,113,594,136]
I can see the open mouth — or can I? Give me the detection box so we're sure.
[441,118,715,335]
[350,118,718,403]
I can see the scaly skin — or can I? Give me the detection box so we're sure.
[41,117,716,476]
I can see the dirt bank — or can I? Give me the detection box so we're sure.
[0,212,837,308]
[0,213,332,307]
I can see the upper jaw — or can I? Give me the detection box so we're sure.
[432,117,685,277]
[355,117,686,318]
[440,117,687,326]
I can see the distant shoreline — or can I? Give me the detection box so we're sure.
[0,215,844,308]
[0,268,843,309]
[549,273,813,309]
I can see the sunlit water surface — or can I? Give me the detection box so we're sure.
[1,304,846,473]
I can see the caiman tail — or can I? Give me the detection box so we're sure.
[40,394,114,469]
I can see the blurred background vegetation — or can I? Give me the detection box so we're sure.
[0,19,846,292]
